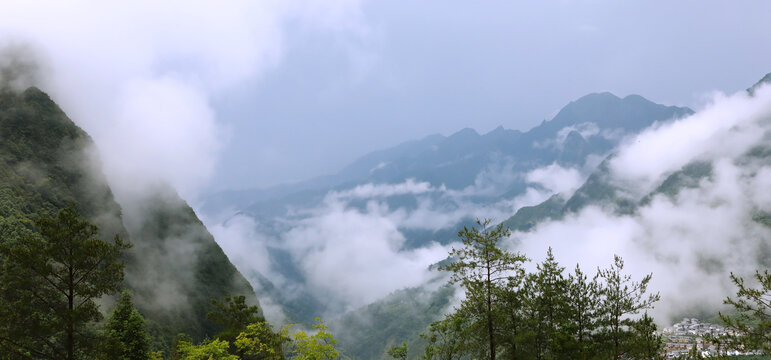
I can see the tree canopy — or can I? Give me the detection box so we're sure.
[102,291,152,360]
[424,218,662,360]
[0,205,130,360]
[720,269,771,354]
[440,219,528,360]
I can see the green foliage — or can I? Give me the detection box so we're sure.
[386,342,407,360]
[170,317,338,360]
[0,86,260,352]
[628,312,664,360]
[175,338,238,360]
[595,255,660,359]
[501,195,565,232]
[0,87,126,245]
[126,189,261,349]
[521,248,570,359]
[0,205,130,360]
[103,291,152,360]
[424,225,662,360]
[420,313,470,360]
[719,270,771,354]
[289,318,339,360]
[208,295,265,343]
[234,321,290,359]
[562,264,602,360]
[501,159,721,235]
[440,218,528,360]
[640,161,712,206]
[333,285,455,360]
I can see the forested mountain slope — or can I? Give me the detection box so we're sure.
[0,87,259,348]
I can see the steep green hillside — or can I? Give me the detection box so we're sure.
[501,194,565,232]
[563,158,636,214]
[0,87,259,350]
[0,87,125,242]
[639,161,712,206]
[332,285,455,360]
[121,184,262,349]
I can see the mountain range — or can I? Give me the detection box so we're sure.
[3,72,768,359]
[199,88,701,358]
[327,75,771,359]
[204,92,692,219]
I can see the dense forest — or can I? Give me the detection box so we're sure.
[0,208,769,359]
[0,87,258,356]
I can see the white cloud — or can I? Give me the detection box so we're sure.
[0,0,367,201]
[369,161,389,174]
[457,158,521,196]
[283,199,452,310]
[0,0,371,324]
[609,86,771,196]
[208,87,770,320]
[557,122,600,143]
[329,178,436,199]
[206,214,290,324]
[525,162,584,194]
[534,122,624,150]
[513,84,771,323]
[209,170,566,314]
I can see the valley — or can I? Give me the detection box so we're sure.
[0,2,770,358]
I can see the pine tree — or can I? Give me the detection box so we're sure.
[0,205,130,360]
[526,248,569,360]
[207,295,265,342]
[498,263,528,360]
[563,264,601,360]
[628,312,664,360]
[104,291,151,360]
[440,219,528,360]
[207,295,270,358]
[596,255,660,360]
[719,269,771,354]
[420,313,469,360]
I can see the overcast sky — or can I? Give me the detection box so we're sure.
[212,0,771,190]
[2,0,770,193]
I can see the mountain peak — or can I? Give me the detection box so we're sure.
[574,92,621,103]
[543,92,691,135]
[482,125,522,143]
[622,94,651,102]
[448,127,480,139]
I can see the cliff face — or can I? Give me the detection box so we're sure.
[0,87,259,347]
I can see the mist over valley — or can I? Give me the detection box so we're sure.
[0,2,770,359]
